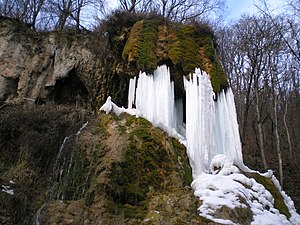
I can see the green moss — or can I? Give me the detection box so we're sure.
[122,19,229,93]
[246,172,291,218]
[171,139,193,186]
[51,143,92,201]
[105,116,193,221]
[168,24,203,74]
[122,20,143,63]
[96,114,113,137]
[122,19,159,73]
[107,200,148,220]
[137,20,159,73]
[210,62,228,93]
[125,115,136,126]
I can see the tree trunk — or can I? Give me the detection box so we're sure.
[272,72,283,186]
[241,69,253,147]
[283,96,293,164]
[254,78,268,170]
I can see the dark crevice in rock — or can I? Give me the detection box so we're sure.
[0,76,18,102]
[52,69,88,105]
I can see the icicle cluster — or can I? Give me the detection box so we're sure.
[184,69,216,177]
[127,65,244,175]
[128,65,175,130]
[214,89,244,170]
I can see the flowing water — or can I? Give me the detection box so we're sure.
[34,122,88,224]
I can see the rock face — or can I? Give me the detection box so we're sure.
[0,14,228,109]
[1,105,294,225]
[0,17,129,108]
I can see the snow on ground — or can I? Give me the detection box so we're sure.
[1,184,14,195]
[193,154,299,225]
[100,65,300,225]
[100,96,137,116]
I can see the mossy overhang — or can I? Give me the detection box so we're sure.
[121,19,229,93]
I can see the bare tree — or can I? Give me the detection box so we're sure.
[256,0,300,63]
[0,0,106,30]
[288,0,300,18]
[116,0,225,22]
[0,0,46,29]
[217,15,289,170]
[118,0,141,12]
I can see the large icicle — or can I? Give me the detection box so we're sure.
[214,89,244,169]
[135,65,175,130]
[128,76,136,109]
[184,69,216,177]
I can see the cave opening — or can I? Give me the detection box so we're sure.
[52,69,88,106]
[0,75,18,103]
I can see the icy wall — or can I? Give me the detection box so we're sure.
[128,65,244,176]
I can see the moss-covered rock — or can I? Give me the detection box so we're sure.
[0,105,88,225]
[2,104,295,225]
[122,19,228,93]
[104,116,194,222]
[245,172,291,219]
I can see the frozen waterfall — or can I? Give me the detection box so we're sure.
[129,65,175,131]
[100,65,300,224]
[184,69,216,177]
[128,65,244,176]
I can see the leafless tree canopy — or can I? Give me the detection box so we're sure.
[0,0,105,30]
[117,0,225,22]
[0,0,225,29]
[217,9,300,192]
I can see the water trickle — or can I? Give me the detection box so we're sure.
[35,203,46,225]
[34,121,89,221]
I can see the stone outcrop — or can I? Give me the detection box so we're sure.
[1,105,292,225]
[0,17,129,109]
[0,14,228,109]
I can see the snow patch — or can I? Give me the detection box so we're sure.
[193,155,293,225]
[100,96,137,116]
[210,154,239,175]
[1,184,14,195]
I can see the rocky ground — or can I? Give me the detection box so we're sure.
[0,103,220,225]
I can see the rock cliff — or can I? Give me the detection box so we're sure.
[0,16,129,109]
[0,13,228,109]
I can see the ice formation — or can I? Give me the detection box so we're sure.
[131,65,175,130]
[100,96,137,116]
[184,69,216,177]
[100,65,300,224]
